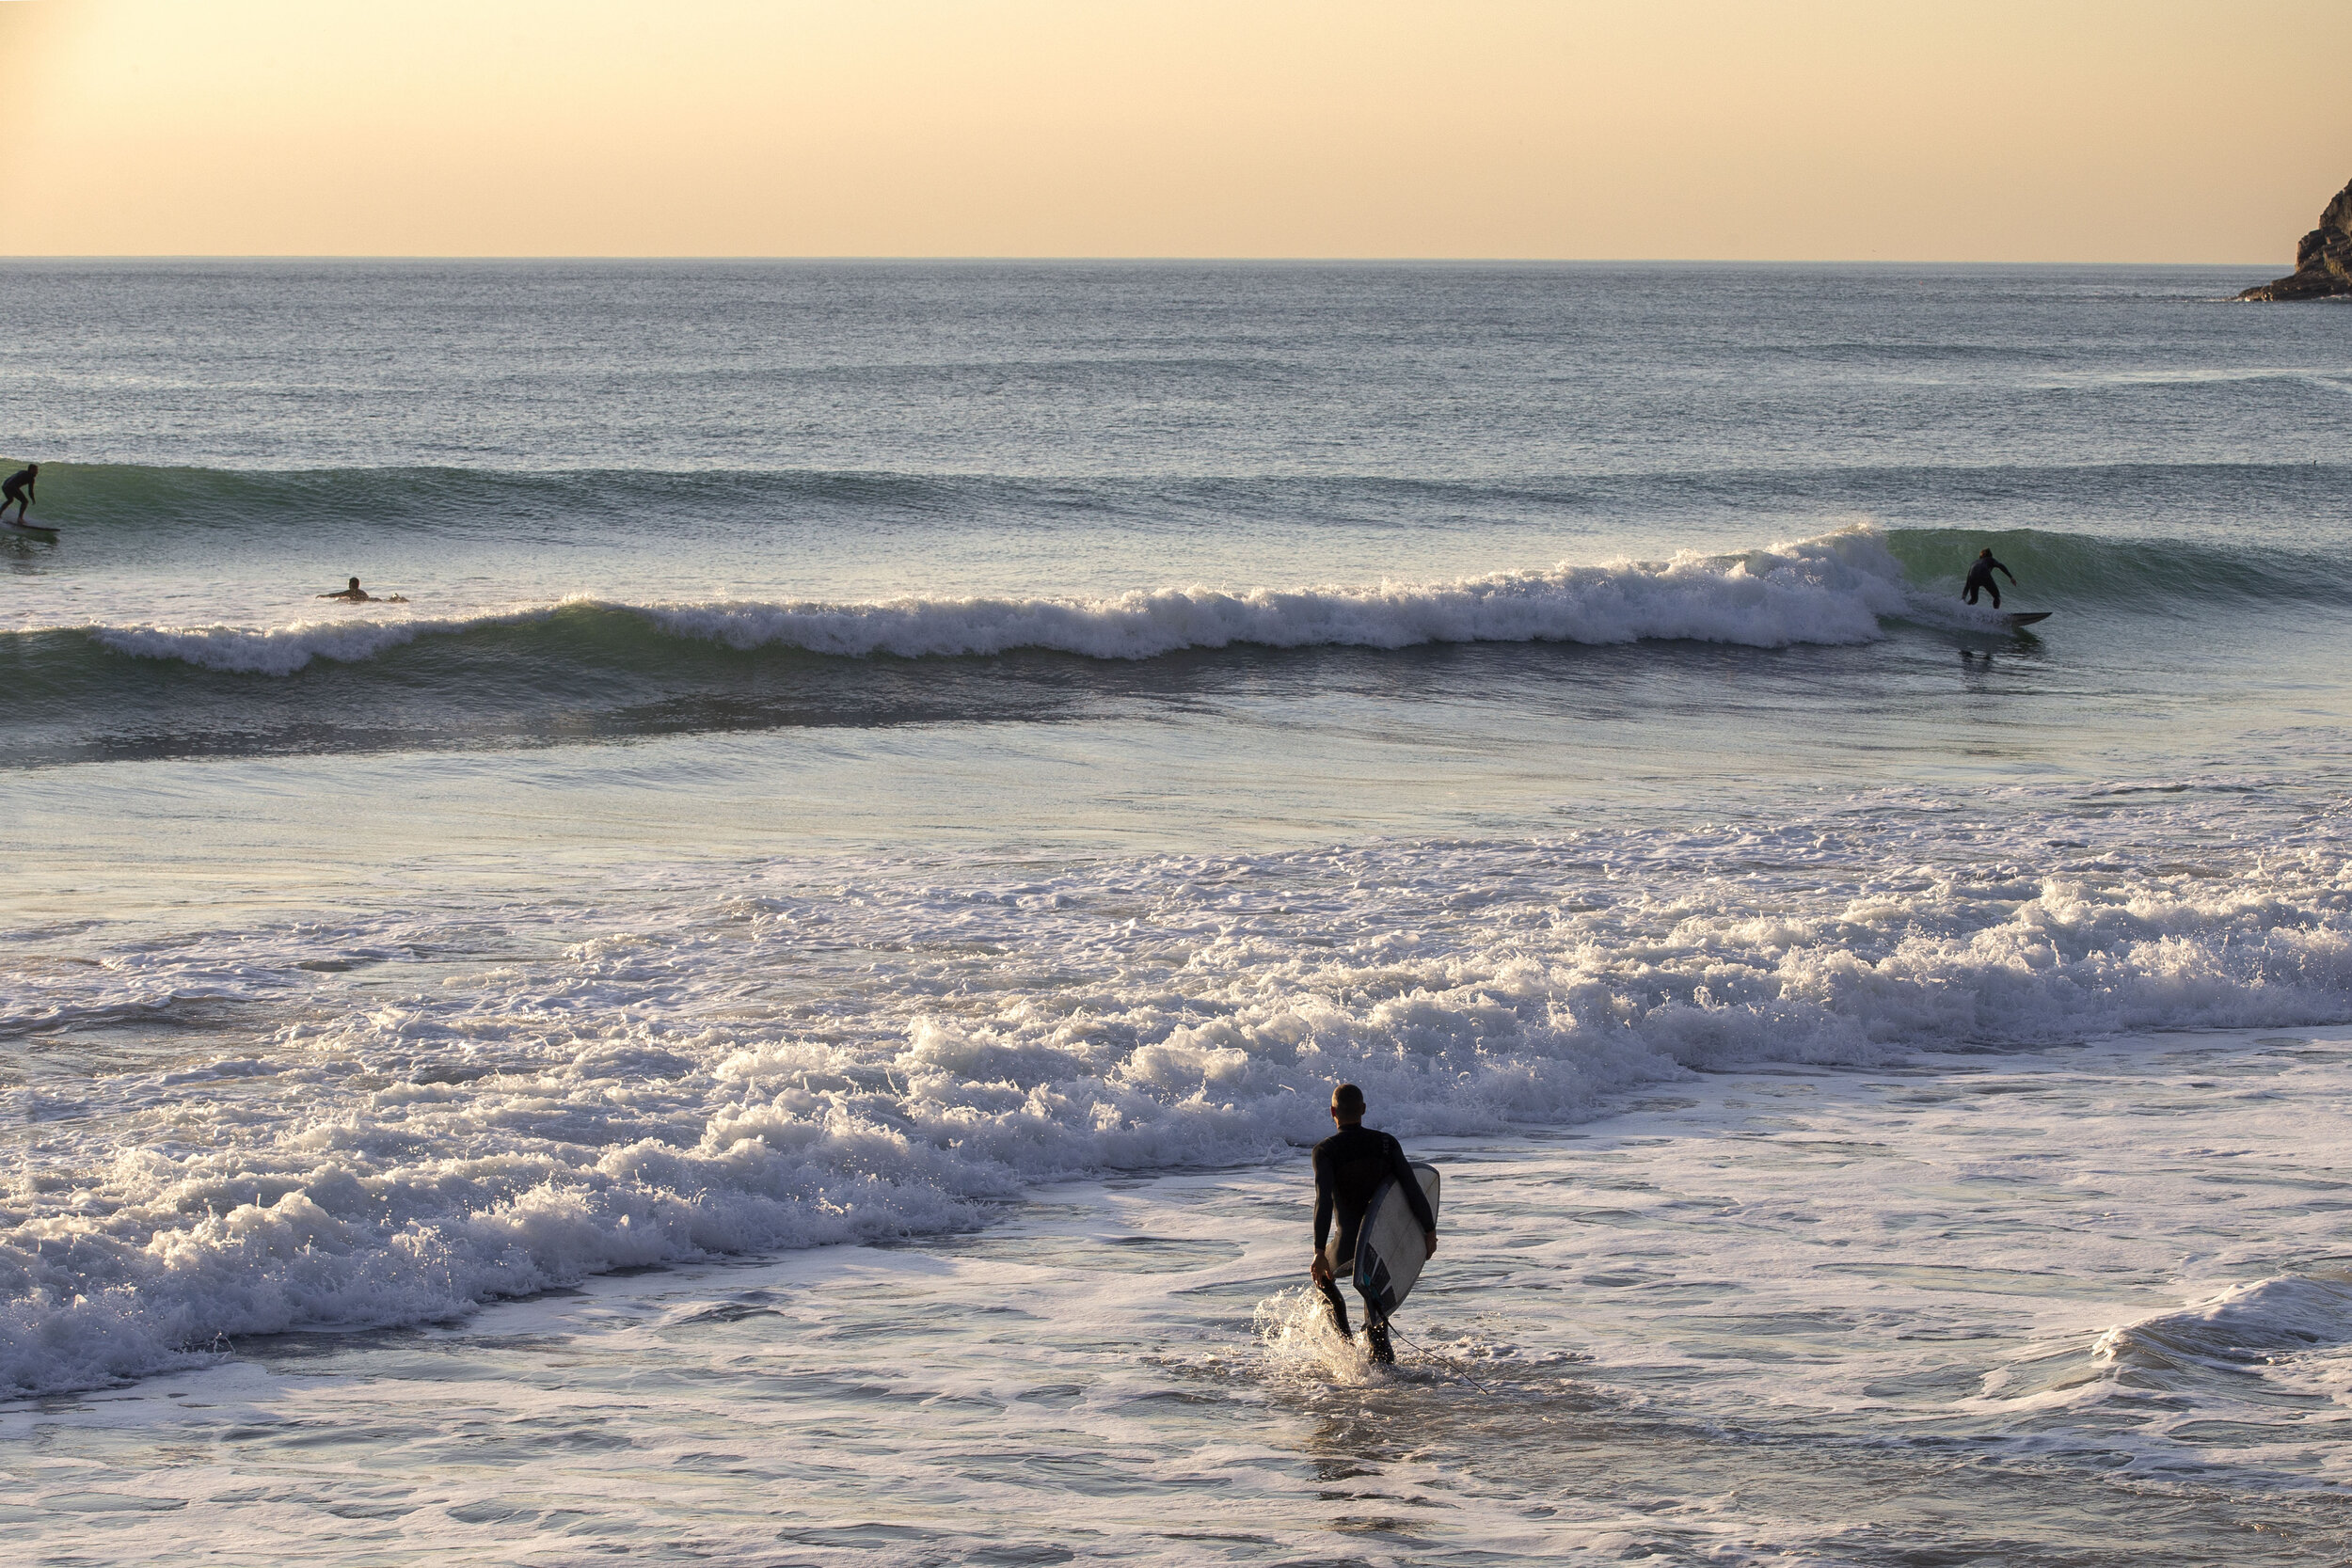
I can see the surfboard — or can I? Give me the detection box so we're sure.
[2004,611,2050,626]
[2,518,56,538]
[1352,1162,1441,1318]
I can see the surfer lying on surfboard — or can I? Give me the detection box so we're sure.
[317,577,408,603]
[1963,548,2016,609]
[1310,1083,1438,1366]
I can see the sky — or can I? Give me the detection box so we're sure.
[0,0,2345,261]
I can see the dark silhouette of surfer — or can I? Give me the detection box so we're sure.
[316,577,407,603]
[1963,548,2016,609]
[1,463,37,525]
[1310,1083,1437,1366]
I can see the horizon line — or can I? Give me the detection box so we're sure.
[0,254,2284,269]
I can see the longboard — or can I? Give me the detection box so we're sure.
[1352,1162,1441,1317]
[2,518,56,538]
[2004,611,2050,626]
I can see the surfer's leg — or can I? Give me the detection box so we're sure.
[1361,1296,1394,1365]
[1988,585,2002,609]
[1316,1277,1353,1338]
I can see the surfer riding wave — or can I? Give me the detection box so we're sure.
[1963,547,2016,609]
[1311,1082,1438,1366]
[2,463,37,526]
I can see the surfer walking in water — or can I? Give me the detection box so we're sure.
[1311,1083,1437,1366]
[1963,547,2016,608]
[1,463,37,525]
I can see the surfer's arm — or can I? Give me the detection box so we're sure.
[1310,1148,1336,1282]
[1995,560,2016,581]
[1311,1149,1335,1252]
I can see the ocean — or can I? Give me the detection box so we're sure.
[4,260,2351,1564]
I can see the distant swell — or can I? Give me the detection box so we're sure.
[23,459,2352,540]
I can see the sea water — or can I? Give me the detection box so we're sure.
[3,261,2350,1563]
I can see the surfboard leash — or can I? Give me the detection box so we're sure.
[1385,1324,1497,1395]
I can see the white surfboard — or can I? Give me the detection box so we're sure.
[1352,1163,1440,1317]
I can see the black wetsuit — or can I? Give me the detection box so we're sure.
[1963,554,2014,608]
[1312,1123,1437,1362]
[1,467,31,521]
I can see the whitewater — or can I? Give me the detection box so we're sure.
[6,259,2352,1564]
[55,528,1914,677]
[8,785,2352,1402]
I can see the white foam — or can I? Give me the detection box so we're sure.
[73,526,1914,674]
[23,1037,2352,1562]
[1253,1284,1377,1386]
[644,528,1909,659]
[4,778,2349,1397]
[91,611,507,677]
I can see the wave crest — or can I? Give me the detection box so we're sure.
[78,527,1911,676]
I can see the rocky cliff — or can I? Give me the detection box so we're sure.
[2239,177,2352,300]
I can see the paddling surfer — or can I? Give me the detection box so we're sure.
[1,463,37,525]
[1963,548,2016,609]
[1310,1083,1437,1365]
[316,577,406,603]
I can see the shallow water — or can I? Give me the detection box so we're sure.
[13,1031,2352,1565]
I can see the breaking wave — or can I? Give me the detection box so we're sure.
[17,519,2345,694]
[2099,1274,2352,1375]
[38,527,1910,680]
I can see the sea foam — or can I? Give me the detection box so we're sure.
[76,528,1912,676]
[4,779,2349,1397]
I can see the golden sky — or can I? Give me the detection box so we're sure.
[1,0,2344,261]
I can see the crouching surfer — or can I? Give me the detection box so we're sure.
[1310,1082,1437,1365]
[1,462,37,525]
[1963,548,2016,609]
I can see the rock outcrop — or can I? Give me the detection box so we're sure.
[2239,177,2352,300]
